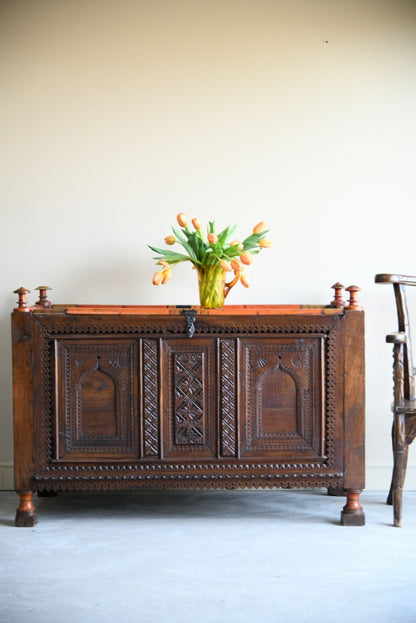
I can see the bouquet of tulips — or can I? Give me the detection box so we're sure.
[149,213,271,308]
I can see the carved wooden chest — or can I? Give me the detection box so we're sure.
[11,288,365,526]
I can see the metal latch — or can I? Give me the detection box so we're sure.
[181,308,197,338]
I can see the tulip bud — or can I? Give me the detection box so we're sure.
[231,258,243,272]
[253,221,266,235]
[152,271,164,285]
[177,212,188,227]
[192,218,202,231]
[229,240,243,251]
[161,269,172,284]
[220,259,232,272]
[240,251,253,265]
[164,235,176,245]
[207,233,218,244]
[240,274,251,288]
[259,238,272,248]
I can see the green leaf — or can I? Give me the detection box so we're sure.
[188,231,207,261]
[242,230,269,251]
[202,247,216,264]
[171,226,198,260]
[225,242,241,258]
[148,245,198,265]
[217,224,236,248]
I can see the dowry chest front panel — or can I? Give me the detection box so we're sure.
[12,300,365,526]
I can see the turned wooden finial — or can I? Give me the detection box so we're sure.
[345,285,362,310]
[13,287,31,311]
[330,282,346,307]
[35,286,52,308]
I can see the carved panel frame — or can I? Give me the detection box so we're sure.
[31,312,344,490]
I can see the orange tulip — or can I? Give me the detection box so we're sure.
[220,259,232,272]
[259,238,272,248]
[164,235,176,245]
[231,258,243,272]
[177,212,188,227]
[229,240,243,251]
[208,233,218,244]
[152,271,164,285]
[253,221,266,235]
[161,269,172,284]
[240,251,253,265]
[192,218,202,230]
[240,274,251,288]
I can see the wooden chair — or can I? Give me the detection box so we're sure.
[375,273,416,526]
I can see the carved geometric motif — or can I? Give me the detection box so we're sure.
[142,340,159,457]
[174,352,204,444]
[219,340,237,457]
[163,341,215,458]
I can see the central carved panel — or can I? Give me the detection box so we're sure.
[174,352,204,444]
[163,340,216,458]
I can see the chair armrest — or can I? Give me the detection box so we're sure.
[386,332,407,344]
[375,274,416,287]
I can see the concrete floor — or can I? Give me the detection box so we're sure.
[1,489,416,623]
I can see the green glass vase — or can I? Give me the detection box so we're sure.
[197,264,227,309]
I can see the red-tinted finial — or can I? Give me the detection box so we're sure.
[35,286,52,308]
[330,282,346,307]
[346,285,362,310]
[13,287,31,311]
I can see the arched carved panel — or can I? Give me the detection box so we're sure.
[56,340,138,459]
[260,367,297,434]
[240,337,325,459]
[79,368,117,437]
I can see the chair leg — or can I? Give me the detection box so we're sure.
[387,482,393,506]
[391,413,408,527]
[387,422,394,505]
[392,445,408,527]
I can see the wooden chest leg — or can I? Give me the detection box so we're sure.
[15,491,38,527]
[341,490,365,526]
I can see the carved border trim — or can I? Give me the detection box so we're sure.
[37,317,340,337]
[41,460,337,474]
[142,340,159,457]
[39,325,54,464]
[219,339,237,457]
[325,330,337,467]
[33,472,344,492]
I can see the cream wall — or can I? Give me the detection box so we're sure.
[1,0,416,490]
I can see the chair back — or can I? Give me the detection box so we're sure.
[375,273,416,401]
